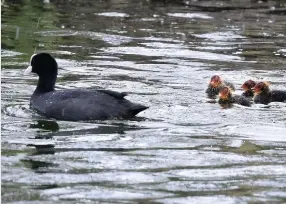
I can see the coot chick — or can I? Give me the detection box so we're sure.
[206,75,235,98]
[253,82,286,105]
[25,53,148,121]
[241,79,256,97]
[218,87,251,107]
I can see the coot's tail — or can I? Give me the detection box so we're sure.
[131,104,148,116]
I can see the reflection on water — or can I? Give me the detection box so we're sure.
[1,0,286,203]
[30,120,60,132]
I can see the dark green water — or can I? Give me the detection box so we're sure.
[1,0,286,203]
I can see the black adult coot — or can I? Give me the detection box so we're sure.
[218,87,251,107]
[25,53,148,121]
[253,82,286,105]
[205,75,235,98]
[241,79,256,98]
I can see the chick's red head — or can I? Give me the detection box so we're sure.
[241,80,256,91]
[252,82,269,94]
[219,87,231,100]
[210,75,222,88]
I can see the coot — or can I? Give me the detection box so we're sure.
[253,82,286,105]
[241,79,256,98]
[206,75,235,98]
[25,53,148,121]
[218,86,251,107]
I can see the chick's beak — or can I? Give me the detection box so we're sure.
[252,86,259,93]
[241,84,247,90]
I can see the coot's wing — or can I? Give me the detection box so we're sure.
[31,89,147,121]
[88,89,148,118]
[206,86,220,98]
[96,89,128,99]
[224,81,235,91]
[54,89,128,99]
[31,90,112,120]
[233,95,251,107]
[271,90,286,102]
[254,94,270,104]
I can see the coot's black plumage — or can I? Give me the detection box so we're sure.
[218,87,251,107]
[205,75,235,98]
[25,53,148,121]
[253,82,286,105]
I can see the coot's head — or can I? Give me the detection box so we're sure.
[241,80,256,91]
[25,53,58,77]
[252,82,270,94]
[219,87,232,100]
[209,75,222,88]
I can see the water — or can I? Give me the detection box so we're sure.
[1,0,286,203]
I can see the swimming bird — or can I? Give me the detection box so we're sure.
[241,79,256,98]
[205,75,235,98]
[218,86,251,107]
[253,81,286,105]
[24,53,148,121]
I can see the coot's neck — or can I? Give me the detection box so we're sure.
[34,75,57,94]
[256,90,270,98]
[244,90,254,97]
[260,89,270,96]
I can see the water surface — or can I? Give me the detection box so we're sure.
[2,0,286,203]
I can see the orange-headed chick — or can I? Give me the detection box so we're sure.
[241,80,256,98]
[253,82,286,104]
[219,86,251,107]
[206,75,235,98]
